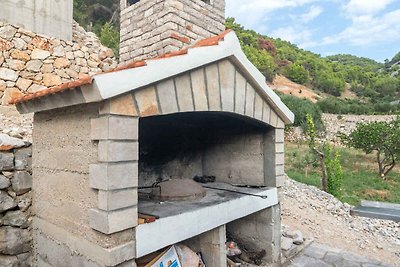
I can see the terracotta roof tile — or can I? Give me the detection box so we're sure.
[9,76,93,104]
[0,145,14,151]
[10,29,232,105]
[170,33,191,44]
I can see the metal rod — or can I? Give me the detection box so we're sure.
[202,186,268,199]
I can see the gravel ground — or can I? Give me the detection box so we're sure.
[0,106,33,142]
[281,177,400,266]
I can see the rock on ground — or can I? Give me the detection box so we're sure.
[280,177,400,266]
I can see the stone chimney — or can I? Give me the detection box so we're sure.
[0,0,73,41]
[119,0,226,63]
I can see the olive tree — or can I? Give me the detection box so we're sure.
[342,117,400,178]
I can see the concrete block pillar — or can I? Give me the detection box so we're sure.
[198,225,227,267]
[89,112,139,234]
[226,205,281,266]
[264,128,285,187]
[184,225,227,267]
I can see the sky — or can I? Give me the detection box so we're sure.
[225,0,400,62]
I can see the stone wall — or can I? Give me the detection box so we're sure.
[286,113,398,143]
[0,21,117,106]
[322,113,398,142]
[0,134,33,266]
[119,0,225,63]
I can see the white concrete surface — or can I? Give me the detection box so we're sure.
[135,186,278,257]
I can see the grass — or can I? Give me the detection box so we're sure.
[285,142,400,205]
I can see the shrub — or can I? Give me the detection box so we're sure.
[280,94,324,131]
[305,114,343,194]
[242,46,277,82]
[324,144,343,198]
[283,63,309,85]
[314,72,345,96]
[99,22,119,57]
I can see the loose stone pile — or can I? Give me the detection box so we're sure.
[281,226,310,263]
[282,178,400,247]
[0,21,117,105]
[281,177,400,264]
[0,107,33,142]
[0,134,33,266]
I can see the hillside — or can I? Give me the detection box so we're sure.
[225,18,400,116]
[71,0,400,117]
[269,75,321,103]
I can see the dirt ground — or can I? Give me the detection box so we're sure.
[269,75,321,103]
[280,179,400,266]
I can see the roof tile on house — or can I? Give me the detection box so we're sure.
[9,30,232,105]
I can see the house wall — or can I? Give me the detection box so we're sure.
[119,0,226,63]
[0,0,73,41]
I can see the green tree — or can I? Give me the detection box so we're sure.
[283,63,309,84]
[305,113,328,191]
[242,46,277,82]
[314,71,345,96]
[342,117,400,178]
[373,76,400,98]
[306,114,343,194]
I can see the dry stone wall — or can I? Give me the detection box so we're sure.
[322,113,398,143]
[0,21,118,106]
[0,134,33,267]
[286,113,398,143]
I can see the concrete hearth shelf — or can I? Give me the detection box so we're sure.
[136,183,278,257]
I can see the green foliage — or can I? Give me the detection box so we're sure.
[342,117,400,177]
[326,54,383,72]
[73,0,120,56]
[225,19,400,112]
[285,143,400,205]
[99,23,120,56]
[305,114,343,195]
[280,94,324,131]
[305,113,316,148]
[387,51,400,67]
[283,63,309,84]
[373,76,400,98]
[324,145,344,198]
[314,71,345,96]
[242,46,277,82]
[317,97,400,115]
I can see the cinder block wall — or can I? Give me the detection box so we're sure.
[119,0,226,63]
[31,103,136,266]
[0,0,73,41]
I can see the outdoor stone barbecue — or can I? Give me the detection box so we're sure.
[8,0,294,266]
